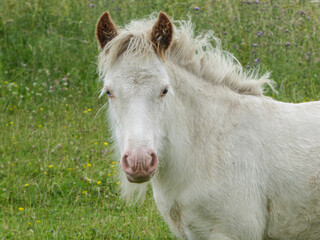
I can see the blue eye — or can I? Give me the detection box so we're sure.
[104,88,114,98]
[162,89,168,95]
[106,90,112,96]
[161,88,169,96]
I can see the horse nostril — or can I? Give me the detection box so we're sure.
[122,154,129,169]
[150,153,155,166]
[150,152,158,168]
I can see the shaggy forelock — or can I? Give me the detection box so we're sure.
[98,14,273,96]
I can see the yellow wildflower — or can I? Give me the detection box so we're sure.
[28,222,31,225]
[116,181,120,185]
[84,110,87,114]
[104,142,108,146]
[87,163,91,167]
[25,183,29,187]
[10,122,13,125]
[82,190,87,194]
[38,124,42,128]
[49,165,53,168]
[40,108,44,111]
[68,168,72,171]
[88,109,92,112]
[4,81,8,84]
[36,220,40,223]
[44,172,47,175]
[108,173,111,177]
[19,207,24,211]
[97,181,101,185]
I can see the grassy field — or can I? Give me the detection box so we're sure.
[1,0,320,239]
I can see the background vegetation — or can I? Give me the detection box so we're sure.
[1,0,319,239]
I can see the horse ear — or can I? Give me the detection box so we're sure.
[96,11,118,49]
[150,12,173,57]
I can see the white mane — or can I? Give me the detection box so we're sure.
[98,14,273,96]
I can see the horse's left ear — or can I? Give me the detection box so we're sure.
[150,12,173,57]
[96,11,118,49]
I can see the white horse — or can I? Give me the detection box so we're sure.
[96,11,320,240]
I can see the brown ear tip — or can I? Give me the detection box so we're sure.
[158,12,170,20]
[96,10,118,49]
[100,11,110,21]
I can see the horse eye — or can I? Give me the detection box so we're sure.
[105,90,112,97]
[161,88,169,96]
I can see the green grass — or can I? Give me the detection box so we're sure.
[0,0,319,239]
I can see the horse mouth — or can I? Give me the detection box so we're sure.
[126,173,154,183]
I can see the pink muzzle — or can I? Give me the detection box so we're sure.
[121,148,158,183]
